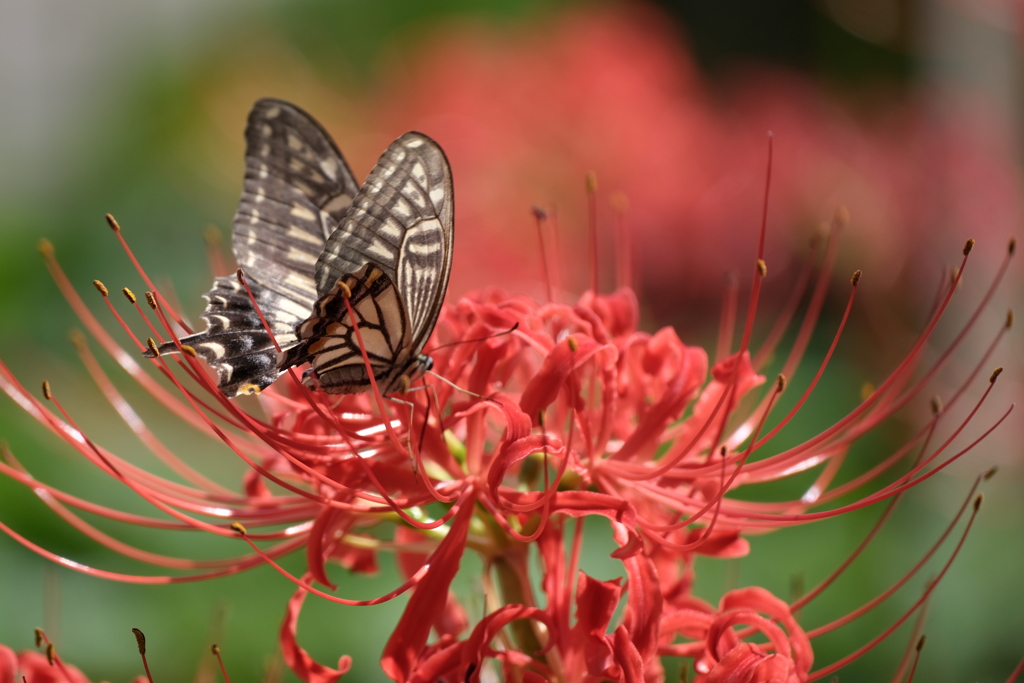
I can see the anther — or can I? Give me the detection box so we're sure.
[46,643,55,665]
[585,171,598,194]
[237,383,261,396]
[537,410,546,428]
[835,205,850,228]
[776,374,787,393]
[930,395,943,416]
[974,493,984,511]
[105,214,121,232]
[180,344,198,358]
[984,466,998,480]
[963,238,975,256]
[851,269,862,286]
[204,225,222,248]
[122,287,136,304]
[1010,237,1016,255]
[567,337,578,353]
[37,239,55,258]
[916,635,926,652]
[230,522,247,535]
[93,280,108,296]
[41,381,51,401]
[211,644,220,655]
[235,268,245,285]
[146,338,159,356]
[1006,310,1013,330]
[144,291,157,310]
[34,628,43,647]
[756,259,767,277]
[336,279,352,299]
[69,329,87,350]
[132,628,146,655]
[720,445,727,457]
[531,206,547,220]
[989,366,1003,383]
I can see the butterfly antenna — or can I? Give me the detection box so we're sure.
[427,322,519,354]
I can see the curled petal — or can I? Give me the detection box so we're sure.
[381,493,477,682]
[704,642,799,683]
[281,583,352,683]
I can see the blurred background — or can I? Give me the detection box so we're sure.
[0,0,1021,680]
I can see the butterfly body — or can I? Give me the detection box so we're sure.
[148,99,453,397]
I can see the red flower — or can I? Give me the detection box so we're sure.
[0,161,1014,681]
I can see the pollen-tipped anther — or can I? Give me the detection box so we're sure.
[180,344,198,358]
[146,338,159,356]
[336,279,352,299]
[1009,237,1017,255]
[1006,310,1013,330]
[984,466,998,480]
[974,493,984,511]
[963,238,975,256]
[756,259,768,277]
[46,643,55,665]
[531,206,547,220]
[585,171,598,194]
[230,522,247,535]
[122,287,136,304]
[34,628,43,647]
[930,395,943,416]
[69,329,87,351]
[567,337,578,353]
[851,270,862,286]
[37,239,55,258]
[92,280,108,297]
[916,635,927,652]
[204,224,222,248]
[41,381,51,401]
[144,291,158,310]
[211,644,221,655]
[105,213,121,232]
[776,374,787,393]
[835,205,850,228]
[132,628,146,655]
[235,268,245,285]
[989,366,1003,383]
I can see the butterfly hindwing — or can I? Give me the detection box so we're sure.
[277,264,421,394]
[148,99,359,396]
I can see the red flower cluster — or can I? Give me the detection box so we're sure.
[0,194,1016,682]
[295,3,1020,310]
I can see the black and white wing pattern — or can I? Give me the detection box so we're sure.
[277,132,454,395]
[147,98,360,397]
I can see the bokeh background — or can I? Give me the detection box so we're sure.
[0,0,1021,680]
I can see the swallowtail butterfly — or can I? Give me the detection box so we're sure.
[147,99,454,397]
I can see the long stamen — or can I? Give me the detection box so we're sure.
[132,628,155,683]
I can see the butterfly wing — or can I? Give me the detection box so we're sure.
[280,132,454,394]
[149,98,359,396]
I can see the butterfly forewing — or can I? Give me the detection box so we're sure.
[148,99,359,396]
[314,132,453,345]
[284,132,454,394]
[277,264,419,393]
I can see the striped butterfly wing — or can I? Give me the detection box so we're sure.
[149,99,359,397]
[278,132,454,394]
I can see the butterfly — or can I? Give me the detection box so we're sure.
[147,98,454,397]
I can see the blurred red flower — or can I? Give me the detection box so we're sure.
[343,4,1022,316]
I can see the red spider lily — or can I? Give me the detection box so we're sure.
[282,3,1017,309]
[0,174,1016,681]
